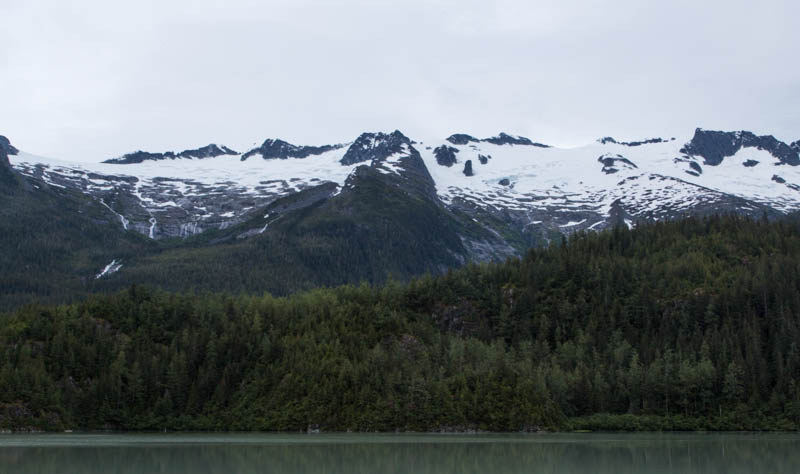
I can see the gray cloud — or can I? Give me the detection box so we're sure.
[1,0,798,161]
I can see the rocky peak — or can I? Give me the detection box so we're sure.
[340,130,413,166]
[180,144,238,159]
[681,129,799,166]
[483,132,550,147]
[446,134,479,145]
[103,143,238,164]
[241,139,341,161]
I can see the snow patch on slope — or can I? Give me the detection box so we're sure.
[95,259,122,279]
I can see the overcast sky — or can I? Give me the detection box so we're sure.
[2,0,798,161]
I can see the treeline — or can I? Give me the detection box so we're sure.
[2,215,800,431]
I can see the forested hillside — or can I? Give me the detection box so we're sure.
[2,215,800,431]
[0,163,514,311]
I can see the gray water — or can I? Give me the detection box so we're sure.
[0,432,798,473]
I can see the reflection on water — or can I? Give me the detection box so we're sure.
[0,432,798,474]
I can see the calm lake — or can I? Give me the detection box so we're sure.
[0,432,798,473]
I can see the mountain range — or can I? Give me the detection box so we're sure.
[2,127,799,309]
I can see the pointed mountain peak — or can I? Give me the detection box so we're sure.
[340,130,413,166]
[103,143,238,164]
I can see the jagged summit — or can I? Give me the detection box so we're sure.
[340,130,413,166]
[241,139,342,161]
[103,143,238,164]
[680,129,800,166]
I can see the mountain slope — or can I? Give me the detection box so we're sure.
[89,134,516,297]
[3,215,800,432]
[0,141,155,308]
[3,127,800,308]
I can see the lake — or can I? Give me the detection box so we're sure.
[0,432,798,473]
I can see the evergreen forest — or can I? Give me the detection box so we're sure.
[2,215,800,432]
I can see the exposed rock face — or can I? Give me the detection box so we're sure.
[599,137,671,147]
[446,134,480,145]
[478,154,490,165]
[773,175,786,184]
[598,154,637,174]
[498,178,510,186]
[0,135,19,159]
[338,131,440,201]
[483,133,549,147]
[743,160,759,167]
[463,160,474,176]
[240,139,341,161]
[680,129,800,166]
[434,145,459,167]
[0,136,19,185]
[104,144,238,164]
[340,131,411,166]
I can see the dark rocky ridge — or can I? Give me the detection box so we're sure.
[446,134,479,145]
[340,131,412,166]
[599,137,672,147]
[446,132,550,147]
[104,144,238,164]
[434,145,459,167]
[680,129,800,166]
[483,133,550,147]
[241,139,342,161]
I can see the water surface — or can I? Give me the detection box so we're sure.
[1,432,798,473]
